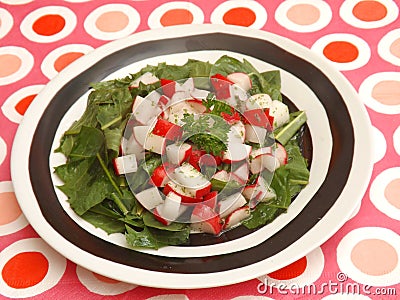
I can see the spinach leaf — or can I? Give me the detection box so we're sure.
[243,203,281,229]
[69,126,104,159]
[211,55,253,76]
[147,226,190,246]
[58,159,115,215]
[125,226,165,249]
[81,211,125,234]
[142,211,189,232]
[269,167,291,209]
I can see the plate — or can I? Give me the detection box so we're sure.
[11,24,373,289]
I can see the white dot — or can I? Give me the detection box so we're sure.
[20,6,77,43]
[1,84,45,123]
[148,1,204,29]
[371,126,387,163]
[146,295,189,300]
[311,33,370,71]
[369,167,400,221]
[210,0,268,29]
[337,227,400,286]
[0,0,33,4]
[0,181,29,236]
[275,0,332,33]
[340,0,399,29]
[0,238,67,298]
[258,247,324,288]
[84,4,140,41]
[0,8,13,39]
[378,28,400,66]
[76,265,136,295]
[393,126,400,156]
[322,294,371,299]
[359,72,400,115]
[0,46,34,86]
[41,44,93,80]
[0,136,6,166]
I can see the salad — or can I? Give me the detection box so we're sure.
[55,55,310,249]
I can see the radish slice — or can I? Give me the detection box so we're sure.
[152,118,182,140]
[249,155,263,174]
[135,187,164,211]
[187,99,207,113]
[230,173,246,185]
[233,162,249,183]
[149,163,174,187]
[228,121,246,144]
[250,147,273,159]
[154,192,183,224]
[176,78,195,93]
[262,154,280,172]
[112,154,138,175]
[244,124,267,144]
[160,78,176,98]
[133,125,150,146]
[164,181,206,203]
[222,144,252,163]
[167,101,197,126]
[212,170,230,182]
[130,72,159,88]
[190,204,222,235]
[158,95,170,107]
[242,184,262,201]
[132,95,145,114]
[171,163,210,190]
[166,142,192,165]
[246,93,272,110]
[275,143,288,165]
[224,206,251,229]
[170,91,191,104]
[218,193,247,218]
[121,135,145,160]
[190,88,210,100]
[203,191,218,210]
[243,109,272,129]
[211,74,233,100]
[230,84,248,102]
[227,72,252,91]
[132,95,162,125]
[143,133,166,155]
[269,100,289,129]
[153,208,170,226]
[254,176,276,202]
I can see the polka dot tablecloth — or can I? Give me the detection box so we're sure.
[0,0,399,299]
